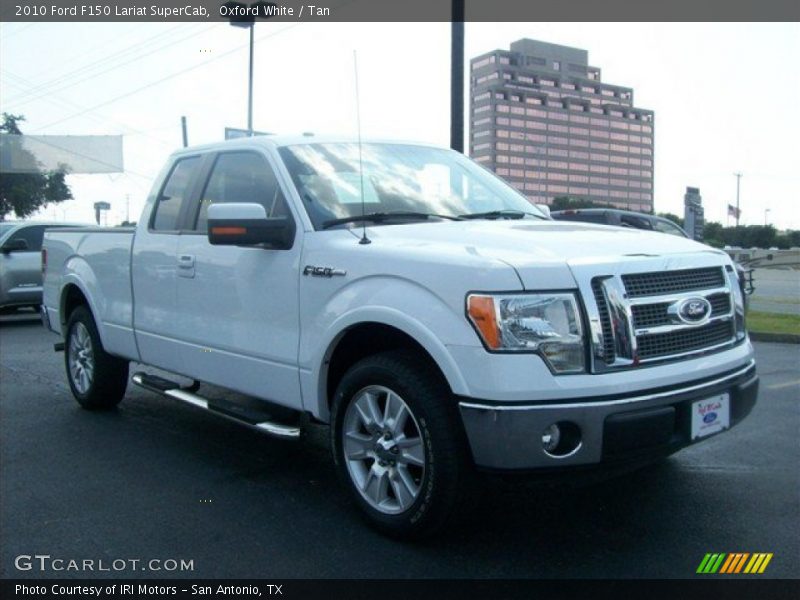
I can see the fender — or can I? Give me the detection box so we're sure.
[60,256,139,361]
[60,258,105,342]
[303,281,475,421]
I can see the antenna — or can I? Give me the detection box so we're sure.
[353,50,370,245]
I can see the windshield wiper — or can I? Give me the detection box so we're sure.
[459,209,544,220]
[321,211,462,230]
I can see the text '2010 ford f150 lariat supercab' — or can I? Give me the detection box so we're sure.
[42,136,758,538]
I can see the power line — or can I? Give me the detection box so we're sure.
[3,23,191,104]
[6,24,216,105]
[0,23,36,41]
[2,70,177,148]
[33,22,304,132]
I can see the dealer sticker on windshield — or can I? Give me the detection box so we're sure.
[691,393,730,440]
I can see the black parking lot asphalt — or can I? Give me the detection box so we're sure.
[1,310,798,579]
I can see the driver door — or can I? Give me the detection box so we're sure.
[174,149,303,410]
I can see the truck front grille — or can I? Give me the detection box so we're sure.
[591,278,616,362]
[622,267,725,298]
[631,292,731,329]
[589,265,738,370]
[636,320,734,360]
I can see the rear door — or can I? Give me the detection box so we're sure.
[0,224,49,306]
[131,154,205,374]
[174,149,303,409]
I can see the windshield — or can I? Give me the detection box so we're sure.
[0,223,15,240]
[278,143,545,229]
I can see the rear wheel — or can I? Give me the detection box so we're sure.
[65,305,129,410]
[331,350,473,539]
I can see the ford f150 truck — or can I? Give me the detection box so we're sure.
[41,136,758,538]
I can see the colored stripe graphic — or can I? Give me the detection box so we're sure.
[697,553,727,573]
[699,552,776,575]
[719,554,736,574]
[734,553,750,573]
[720,553,750,574]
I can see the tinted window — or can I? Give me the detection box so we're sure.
[653,219,687,237]
[553,212,608,224]
[8,225,48,251]
[152,157,200,231]
[620,215,653,230]
[195,152,289,231]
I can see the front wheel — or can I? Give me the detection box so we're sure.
[65,305,129,410]
[331,350,473,539]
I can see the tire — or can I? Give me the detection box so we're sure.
[64,305,129,410]
[331,350,473,540]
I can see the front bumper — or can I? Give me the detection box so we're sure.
[459,360,758,471]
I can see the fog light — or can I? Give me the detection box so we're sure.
[541,421,582,457]
[542,423,561,453]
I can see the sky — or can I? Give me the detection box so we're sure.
[1,21,799,229]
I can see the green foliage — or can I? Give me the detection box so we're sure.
[0,113,73,220]
[700,220,798,249]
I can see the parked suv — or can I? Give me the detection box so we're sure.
[551,208,689,237]
[0,221,80,312]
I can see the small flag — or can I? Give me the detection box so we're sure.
[728,204,741,219]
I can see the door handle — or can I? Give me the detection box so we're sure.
[177,254,195,268]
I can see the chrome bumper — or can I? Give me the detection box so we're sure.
[458,360,758,470]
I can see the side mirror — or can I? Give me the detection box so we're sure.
[207,203,294,249]
[1,238,29,253]
[535,204,551,219]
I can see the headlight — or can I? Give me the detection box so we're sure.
[467,292,586,373]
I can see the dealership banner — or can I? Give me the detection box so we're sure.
[1,0,798,22]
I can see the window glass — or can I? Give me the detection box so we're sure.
[195,152,289,231]
[654,219,687,237]
[152,157,200,231]
[8,225,47,251]
[278,143,545,229]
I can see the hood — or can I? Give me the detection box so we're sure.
[362,219,728,288]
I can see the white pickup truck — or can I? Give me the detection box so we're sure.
[42,136,758,538]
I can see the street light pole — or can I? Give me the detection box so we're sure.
[764,208,770,226]
[734,171,742,227]
[225,1,275,137]
[450,0,465,153]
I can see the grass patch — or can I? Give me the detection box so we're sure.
[747,310,800,335]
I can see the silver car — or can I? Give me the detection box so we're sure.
[0,221,84,312]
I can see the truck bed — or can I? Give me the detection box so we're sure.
[43,227,138,361]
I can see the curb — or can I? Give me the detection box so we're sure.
[749,331,800,344]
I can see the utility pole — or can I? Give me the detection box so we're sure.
[450,0,465,153]
[181,116,188,147]
[734,171,743,227]
[764,208,770,226]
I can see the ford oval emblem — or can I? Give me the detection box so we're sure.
[703,412,717,424]
[677,297,712,324]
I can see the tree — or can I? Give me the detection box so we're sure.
[703,221,725,248]
[0,113,73,220]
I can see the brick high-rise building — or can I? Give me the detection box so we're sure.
[470,39,655,212]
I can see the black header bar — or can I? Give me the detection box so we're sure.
[1,0,799,23]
